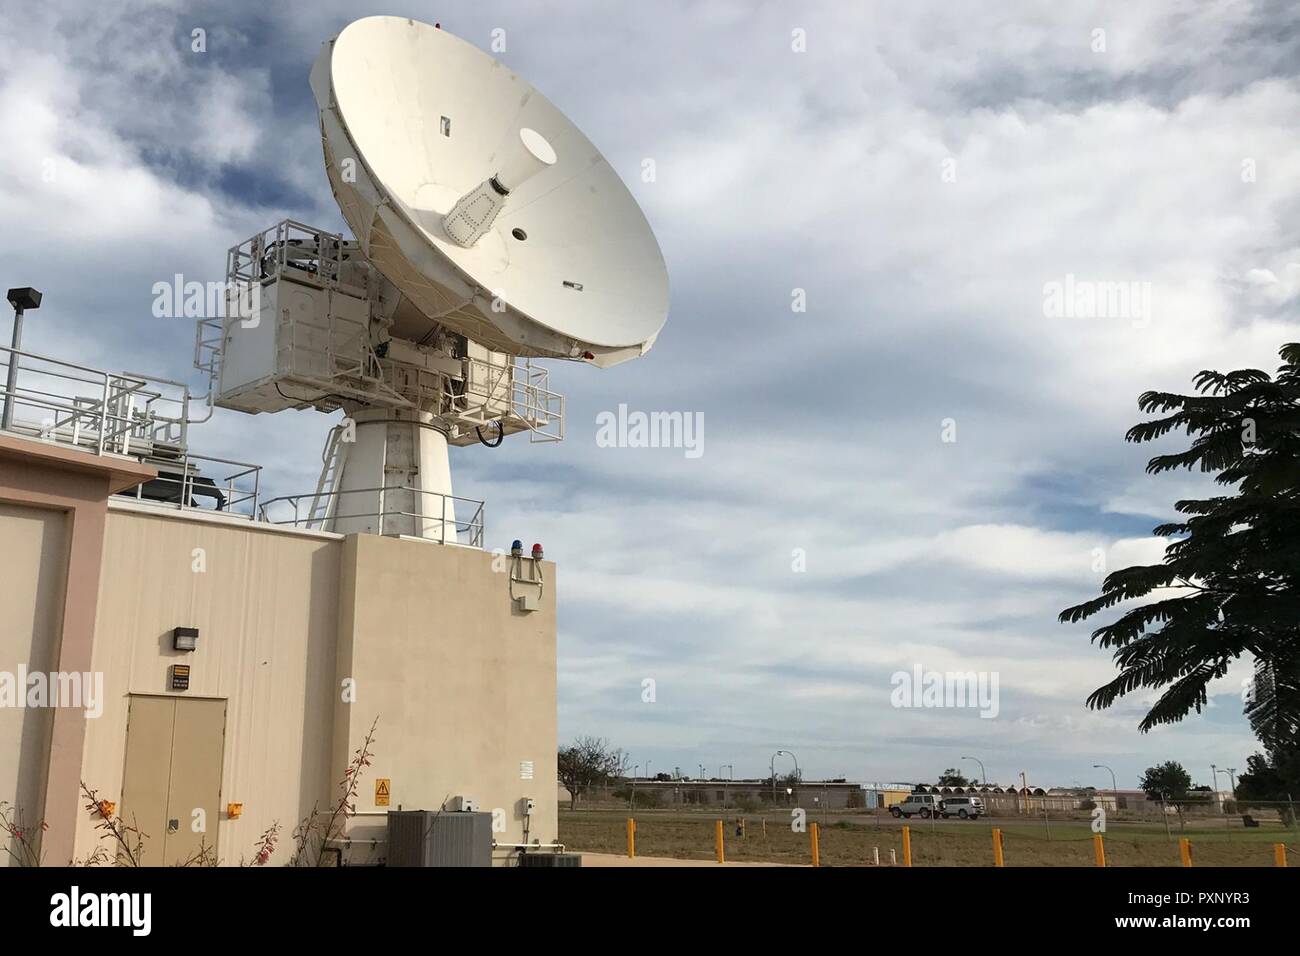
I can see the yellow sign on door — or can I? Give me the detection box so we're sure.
[375,778,391,806]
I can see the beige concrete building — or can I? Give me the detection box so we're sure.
[1,419,558,866]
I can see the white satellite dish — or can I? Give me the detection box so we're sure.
[309,15,670,368]
[206,17,669,543]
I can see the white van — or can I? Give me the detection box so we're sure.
[940,796,985,819]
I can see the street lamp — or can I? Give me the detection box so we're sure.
[961,755,986,786]
[3,287,42,431]
[770,750,799,803]
[1093,763,1119,814]
[1211,765,1225,815]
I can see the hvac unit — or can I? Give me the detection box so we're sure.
[386,810,493,867]
[518,852,583,868]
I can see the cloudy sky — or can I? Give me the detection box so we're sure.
[3,0,1297,789]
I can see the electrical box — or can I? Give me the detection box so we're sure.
[521,797,535,816]
[515,594,539,612]
[448,795,479,813]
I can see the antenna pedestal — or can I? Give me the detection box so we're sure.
[328,407,459,541]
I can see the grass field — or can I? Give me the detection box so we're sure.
[560,809,1299,867]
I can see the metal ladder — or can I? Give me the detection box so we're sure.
[305,423,350,530]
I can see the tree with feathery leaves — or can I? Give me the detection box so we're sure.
[1059,343,1300,757]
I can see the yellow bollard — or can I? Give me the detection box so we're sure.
[811,822,820,867]
[992,828,1004,867]
[1275,844,1287,867]
[1093,833,1106,867]
[1179,837,1192,867]
[715,819,725,864]
[627,817,636,858]
[902,825,913,867]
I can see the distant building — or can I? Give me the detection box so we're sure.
[622,778,866,808]
[562,778,1236,815]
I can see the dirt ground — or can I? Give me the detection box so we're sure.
[561,809,1297,867]
[581,851,793,867]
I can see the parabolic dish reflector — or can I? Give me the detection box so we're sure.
[309,16,669,366]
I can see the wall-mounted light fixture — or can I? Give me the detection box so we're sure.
[172,626,199,651]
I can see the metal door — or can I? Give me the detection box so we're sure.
[120,695,226,865]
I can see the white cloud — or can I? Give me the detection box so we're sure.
[3,0,1288,786]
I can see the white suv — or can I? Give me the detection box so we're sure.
[940,796,985,819]
[889,794,942,818]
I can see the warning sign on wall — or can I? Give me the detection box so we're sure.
[375,778,391,806]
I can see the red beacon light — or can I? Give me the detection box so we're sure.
[531,543,544,560]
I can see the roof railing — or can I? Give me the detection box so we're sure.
[259,485,485,547]
[3,340,486,547]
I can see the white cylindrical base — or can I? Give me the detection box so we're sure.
[329,408,459,541]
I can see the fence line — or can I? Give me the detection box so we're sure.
[594,812,1292,867]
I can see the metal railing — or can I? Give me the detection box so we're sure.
[0,343,191,459]
[227,218,346,291]
[112,451,262,518]
[258,485,485,547]
[0,342,266,517]
[450,355,565,443]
